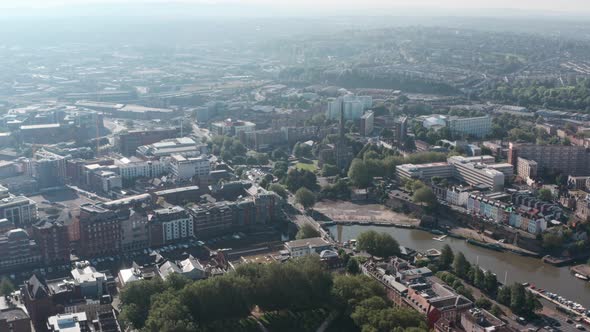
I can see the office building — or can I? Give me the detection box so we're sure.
[360,111,374,136]
[447,115,492,138]
[116,128,179,156]
[448,156,505,192]
[169,154,210,180]
[0,228,41,271]
[189,202,234,238]
[136,137,207,158]
[32,220,70,264]
[149,206,194,246]
[210,119,256,136]
[508,142,590,176]
[396,162,453,181]
[27,150,67,189]
[0,188,38,227]
[115,157,168,180]
[77,205,122,257]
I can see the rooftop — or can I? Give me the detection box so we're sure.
[285,237,331,249]
[0,308,29,322]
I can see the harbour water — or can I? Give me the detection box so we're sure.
[327,224,590,307]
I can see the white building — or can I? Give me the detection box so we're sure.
[448,156,505,192]
[47,312,88,332]
[284,237,332,258]
[210,119,256,136]
[396,162,453,181]
[0,187,37,228]
[169,154,210,180]
[153,206,194,243]
[71,261,106,298]
[447,115,492,138]
[136,137,207,158]
[95,170,122,193]
[326,95,372,120]
[445,186,471,207]
[115,157,168,180]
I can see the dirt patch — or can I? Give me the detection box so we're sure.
[314,200,419,225]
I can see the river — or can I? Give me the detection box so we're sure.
[327,224,590,308]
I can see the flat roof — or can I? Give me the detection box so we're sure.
[20,123,60,130]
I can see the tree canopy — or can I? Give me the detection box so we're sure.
[356,230,401,258]
[296,223,321,239]
[295,187,316,210]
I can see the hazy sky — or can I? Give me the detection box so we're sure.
[3,0,590,14]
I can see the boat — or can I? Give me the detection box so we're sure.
[574,273,589,281]
[466,238,504,252]
[433,235,448,242]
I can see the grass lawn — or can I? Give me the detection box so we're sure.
[295,161,318,172]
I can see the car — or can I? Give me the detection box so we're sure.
[567,319,574,324]
[517,317,527,325]
[575,324,585,330]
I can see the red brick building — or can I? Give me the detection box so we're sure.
[32,220,70,264]
[77,205,122,257]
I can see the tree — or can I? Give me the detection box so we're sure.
[439,244,454,270]
[331,274,386,314]
[490,304,503,318]
[542,232,563,251]
[475,297,492,310]
[296,223,321,239]
[483,271,499,295]
[510,283,526,314]
[537,188,553,202]
[0,278,14,297]
[285,169,318,192]
[348,159,371,188]
[413,187,437,206]
[295,187,316,210]
[346,258,361,275]
[269,184,288,199]
[119,278,166,329]
[321,164,339,177]
[453,252,470,278]
[357,230,401,258]
[497,286,511,306]
[473,266,485,289]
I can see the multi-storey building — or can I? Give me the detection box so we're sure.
[25,150,67,189]
[396,162,453,181]
[32,220,70,265]
[326,95,371,120]
[448,156,505,192]
[189,202,233,238]
[516,157,538,180]
[115,157,168,180]
[116,128,179,156]
[77,205,122,257]
[508,142,590,176]
[149,206,193,246]
[210,119,256,136]
[360,111,374,136]
[136,137,207,158]
[0,186,38,228]
[169,154,210,180]
[446,115,491,138]
[0,308,32,332]
[0,228,40,271]
[120,209,150,252]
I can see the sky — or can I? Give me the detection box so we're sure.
[2,0,590,15]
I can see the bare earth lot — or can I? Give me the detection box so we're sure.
[314,200,419,225]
